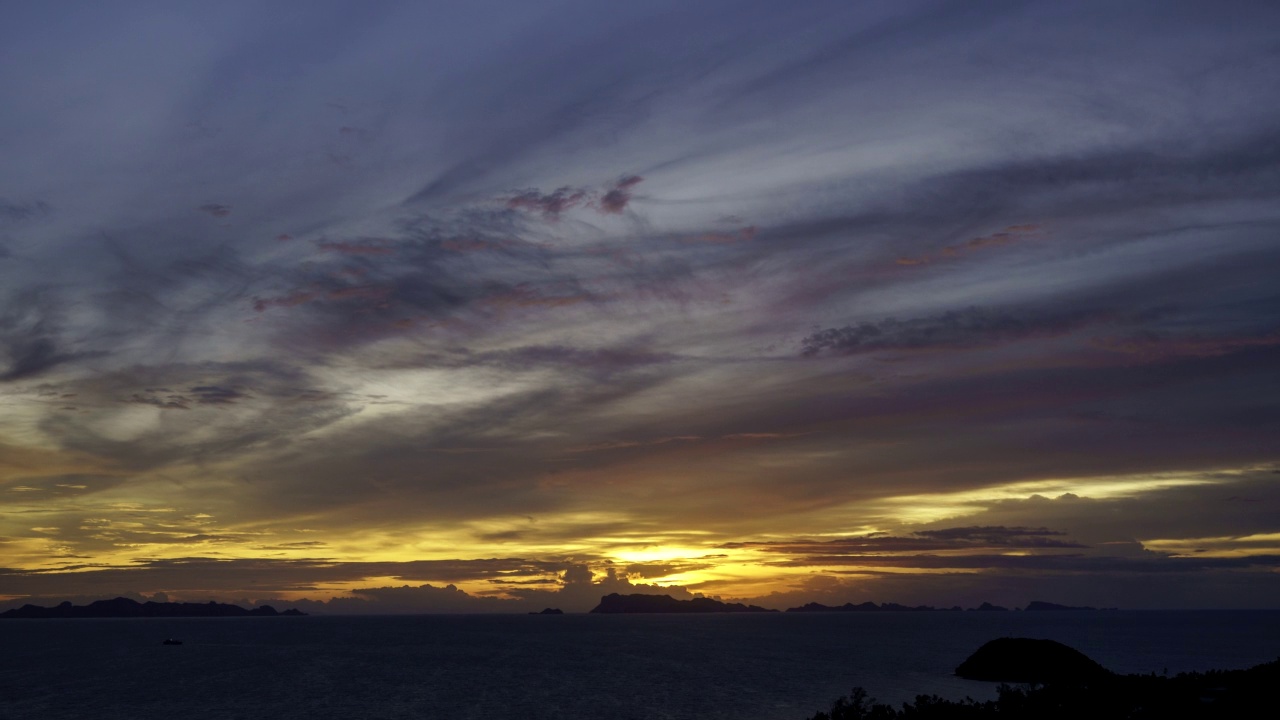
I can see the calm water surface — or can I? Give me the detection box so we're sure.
[2,611,1278,720]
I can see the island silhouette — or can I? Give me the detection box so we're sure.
[787,601,962,613]
[590,593,776,613]
[1024,600,1104,611]
[0,597,305,619]
[787,599,1108,613]
[587,594,1105,613]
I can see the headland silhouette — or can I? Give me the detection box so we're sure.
[0,597,306,619]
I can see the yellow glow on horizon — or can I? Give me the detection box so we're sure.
[5,460,1272,605]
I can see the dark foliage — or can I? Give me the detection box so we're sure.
[806,659,1280,719]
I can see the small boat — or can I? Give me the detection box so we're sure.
[162,638,183,645]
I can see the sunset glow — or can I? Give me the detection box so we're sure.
[2,0,1279,613]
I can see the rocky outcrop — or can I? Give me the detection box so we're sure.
[955,637,1111,683]
[589,593,776,614]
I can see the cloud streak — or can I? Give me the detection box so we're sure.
[1,0,1278,609]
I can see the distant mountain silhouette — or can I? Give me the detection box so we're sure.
[967,601,1009,611]
[529,607,564,615]
[0,597,306,619]
[589,593,776,613]
[786,601,963,613]
[1024,600,1099,611]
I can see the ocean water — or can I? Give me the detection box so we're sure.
[2,611,1277,720]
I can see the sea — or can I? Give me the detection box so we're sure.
[2,611,1278,720]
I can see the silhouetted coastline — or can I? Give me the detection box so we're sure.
[590,593,1111,614]
[0,597,305,619]
[786,601,962,613]
[805,637,1279,719]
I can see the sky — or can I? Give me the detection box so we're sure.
[2,0,1279,613]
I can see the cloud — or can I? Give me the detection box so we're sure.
[316,239,396,255]
[764,552,1280,573]
[598,175,643,214]
[2,0,1279,611]
[800,305,1097,357]
[0,557,705,614]
[735,566,1280,611]
[1092,331,1280,361]
[505,186,590,218]
[726,526,1088,556]
[916,520,1085,543]
[1,337,74,382]
[473,344,678,375]
[326,285,393,303]
[897,224,1041,265]
[130,391,191,410]
[0,198,52,223]
[0,289,104,382]
[188,385,246,405]
[623,560,714,579]
[253,290,317,312]
[482,283,591,311]
[683,225,757,244]
[504,176,642,218]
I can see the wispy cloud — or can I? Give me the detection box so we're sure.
[800,305,1099,357]
[1,0,1278,609]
